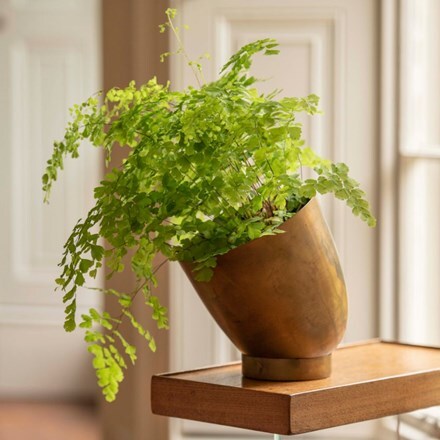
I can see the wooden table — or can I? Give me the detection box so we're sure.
[151,340,440,436]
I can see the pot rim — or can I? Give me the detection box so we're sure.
[179,197,318,266]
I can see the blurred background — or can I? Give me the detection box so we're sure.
[0,0,439,439]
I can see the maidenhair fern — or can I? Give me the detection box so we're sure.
[43,8,375,402]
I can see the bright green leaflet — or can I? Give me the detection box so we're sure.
[42,9,375,402]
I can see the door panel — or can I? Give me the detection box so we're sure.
[0,0,102,398]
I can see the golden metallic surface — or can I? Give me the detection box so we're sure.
[181,198,348,380]
[242,353,331,381]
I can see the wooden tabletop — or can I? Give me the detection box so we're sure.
[151,340,440,435]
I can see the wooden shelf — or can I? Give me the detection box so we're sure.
[151,340,440,435]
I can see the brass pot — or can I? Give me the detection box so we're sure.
[180,198,347,381]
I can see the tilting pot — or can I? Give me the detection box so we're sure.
[180,198,347,381]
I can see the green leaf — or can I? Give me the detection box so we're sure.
[79,314,93,329]
[91,245,104,261]
[149,337,157,352]
[193,266,213,282]
[62,287,76,304]
[74,272,85,286]
[64,298,77,332]
[55,277,65,286]
[118,294,132,308]
[80,259,94,273]
[89,308,100,321]
[84,330,105,343]
[93,357,106,369]
[146,296,169,329]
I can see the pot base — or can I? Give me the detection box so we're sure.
[242,353,331,381]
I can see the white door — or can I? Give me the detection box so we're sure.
[169,0,381,438]
[0,0,102,399]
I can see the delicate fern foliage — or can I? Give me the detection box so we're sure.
[42,9,375,402]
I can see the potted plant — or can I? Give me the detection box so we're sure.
[42,9,375,402]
